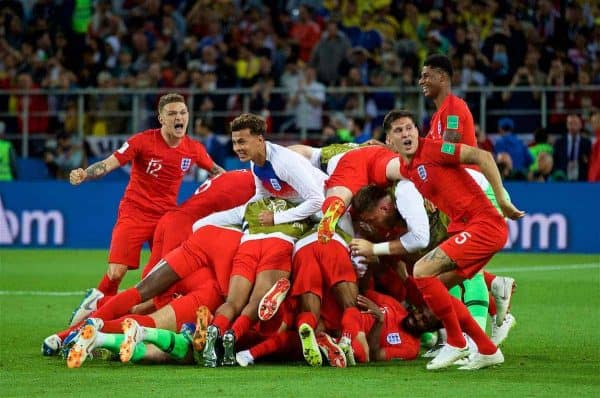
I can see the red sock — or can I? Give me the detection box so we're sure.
[414,276,466,348]
[97,274,120,296]
[231,315,254,340]
[404,276,426,307]
[249,330,298,359]
[483,271,495,290]
[451,296,497,355]
[488,292,497,316]
[295,311,317,330]
[102,314,157,333]
[351,339,368,363]
[96,295,114,309]
[92,288,142,321]
[321,196,345,215]
[212,314,230,334]
[341,307,361,338]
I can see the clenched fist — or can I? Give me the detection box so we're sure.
[69,168,87,185]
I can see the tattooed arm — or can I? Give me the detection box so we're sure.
[442,129,462,143]
[209,163,225,177]
[69,155,120,185]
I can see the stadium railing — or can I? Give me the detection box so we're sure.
[0,85,597,157]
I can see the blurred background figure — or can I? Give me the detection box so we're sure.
[0,122,18,180]
[494,117,533,177]
[43,132,86,180]
[553,113,591,182]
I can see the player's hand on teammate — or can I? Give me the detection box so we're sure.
[424,199,437,213]
[258,210,274,226]
[69,168,87,185]
[357,295,384,322]
[499,200,525,220]
[350,238,374,257]
[364,138,385,146]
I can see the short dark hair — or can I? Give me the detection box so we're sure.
[230,113,267,136]
[351,184,389,217]
[382,109,418,135]
[424,54,453,77]
[157,93,186,113]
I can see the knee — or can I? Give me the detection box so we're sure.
[107,264,128,281]
[412,261,430,279]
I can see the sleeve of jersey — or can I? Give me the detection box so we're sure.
[194,142,216,171]
[427,140,462,166]
[272,157,324,225]
[459,104,476,146]
[113,135,140,165]
[394,181,430,252]
[191,205,244,232]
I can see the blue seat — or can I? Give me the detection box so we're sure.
[17,158,50,180]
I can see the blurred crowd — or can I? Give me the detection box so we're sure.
[0,0,599,182]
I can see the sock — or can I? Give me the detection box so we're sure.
[462,273,489,331]
[97,274,120,296]
[102,315,157,334]
[351,339,368,363]
[248,330,293,359]
[130,343,147,362]
[143,328,189,360]
[404,276,426,307]
[341,307,361,338]
[212,314,230,334]
[483,271,495,289]
[414,276,466,348]
[296,311,318,330]
[451,296,496,355]
[96,295,114,309]
[231,315,253,340]
[92,288,142,322]
[95,332,125,355]
[488,292,497,316]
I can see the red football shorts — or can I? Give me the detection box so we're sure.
[439,216,508,279]
[108,210,160,269]
[291,238,356,300]
[169,278,224,331]
[231,238,293,284]
[153,265,218,309]
[325,146,396,193]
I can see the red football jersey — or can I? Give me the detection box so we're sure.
[426,93,476,146]
[178,169,256,218]
[363,290,420,361]
[113,129,215,216]
[399,138,497,233]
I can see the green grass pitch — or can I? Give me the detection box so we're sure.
[1,251,599,397]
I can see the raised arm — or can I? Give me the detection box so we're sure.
[69,154,120,185]
[459,145,525,220]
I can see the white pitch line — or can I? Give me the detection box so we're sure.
[0,262,598,296]
[488,262,599,273]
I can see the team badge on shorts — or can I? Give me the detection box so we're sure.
[181,158,191,172]
[386,333,401,345]
[417,165,427,180]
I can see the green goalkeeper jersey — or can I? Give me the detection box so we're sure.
[243,198,314,239]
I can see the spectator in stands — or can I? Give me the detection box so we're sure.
[553,113,592,181]
[494,117,533,175]
[349,116,369,144]
[14,71,49,155]
[496,152,527,181]
[194,117,226,170]
[289,5,321,63]
[288,66,325,133]
[320,124,340,146]
[43,131,86,180]
[529,151,566,182]
[588,110,600,182]
[0,123,18,180]
[309,20,350,86]
[528,127,554,175]
[476,124,494,153]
